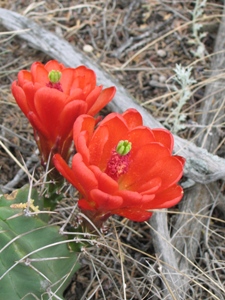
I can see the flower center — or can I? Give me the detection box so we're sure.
[105,140,132,181]
[46,70,63,92]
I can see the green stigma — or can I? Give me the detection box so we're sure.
[48,70,62,83]
[116,140,132,155]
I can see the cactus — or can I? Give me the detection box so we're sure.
[0,185,80,300]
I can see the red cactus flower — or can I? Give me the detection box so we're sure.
[11,60,116,170]
[53,109,185,223]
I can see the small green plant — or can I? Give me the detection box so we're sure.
[164,64,196,134]
[189,0,207,58]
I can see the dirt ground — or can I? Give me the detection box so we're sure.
[0,1,225,299]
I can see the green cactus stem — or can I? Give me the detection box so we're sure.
[0,185,80,300]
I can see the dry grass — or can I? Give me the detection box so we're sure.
[0,0,225,299]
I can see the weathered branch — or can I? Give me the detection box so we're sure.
[0,8,225,184]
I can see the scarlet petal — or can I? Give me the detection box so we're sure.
[99,115,128,152]
[145,185,184,209]
[121,143,171,190]
[127,127,155,154]
[88,125,109,167]
[152,129,174,153]
[66,88,85,102]
[87,86,116,116]
[53,154,81,187]
[78,199,95,210]
[73,114,96,147]
[89,165,118,194]
[144,156,184,192]
[122,109,143,128]
[22,82,42,114]
[54,153,98,196]
[176,156,186,166]
[58,100,87,139]
[18,70,32,86]
[60,68,76,94]
[11,82,29,116]
[74,66,96,91]
[71,153,98,195]
[90,189,123,210]
[28,112,50,138]
[85,86,102,111]
[117,190,155,207]
[76,132,90,164]
[31,62,49,84]
[44,60,65,72]
[34,87,67,139]
[113,208,152,222]
[138,177,162,194]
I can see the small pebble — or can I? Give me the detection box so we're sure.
[83,44,93,53]
[157,49,167,58]
[159,75,166,83]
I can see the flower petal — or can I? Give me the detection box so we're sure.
[54,153,98,196]
[144,156,184,192]
[88,125,109,167]
[113,208,152,222]
[11,82,29,116]
[60,68,76,94]
[117,190,155,207]
[138,177,162,194]
[78,199,95,210]
[122,108,143,128]
[127,127,155,154]
[76,132,90,164]
[58,100,87,139]
[22,82,42,113]
[89,165,119,194]
[34,87,67,139]
[18,70,32,86]
[71,153,98,195]
[53,153,81,188]
[152,129,174,153]
[44,60,65,72]
[31,62,49,84]
[27,111,49,138]
[72,66,96,94]
[85,85,102,111]
[145,184,184,209]
[120,143,171,190]
[90,189,123,210]
[73,114,96,147]
[87,86,116,116]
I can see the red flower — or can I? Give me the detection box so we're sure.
[11,60,116,169]
[53,109,185,223]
